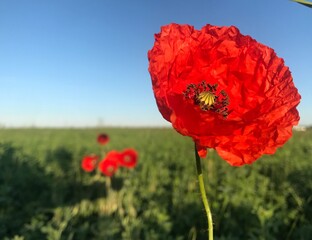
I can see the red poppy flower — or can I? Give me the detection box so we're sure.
[98,151,120,176]
[97,133,109,145]
[81,155,99,172]
[148,23,301,166]
[119,149,138,168]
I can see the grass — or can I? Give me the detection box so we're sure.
[0,127,311,240]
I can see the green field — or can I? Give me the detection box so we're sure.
[0,128,311,240]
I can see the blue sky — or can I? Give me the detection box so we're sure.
[0,0,311,127]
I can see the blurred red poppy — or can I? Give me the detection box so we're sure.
[81,155,99,172]
[98,151,120,176]
[97,133,109,145]
[148,23,301,166]
[119,149,138,168]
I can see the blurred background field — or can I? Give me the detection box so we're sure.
[0,127,311,240]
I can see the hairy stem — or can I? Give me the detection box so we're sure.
[195,144,213,240]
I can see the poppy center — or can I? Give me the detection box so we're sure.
[124,156,131,162]
[183,81,230,118]
[107,166,115,173]
[197,91,215,109]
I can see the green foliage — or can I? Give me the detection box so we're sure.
[0,128,311,239]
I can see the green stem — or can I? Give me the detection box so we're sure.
[195,144,213,240]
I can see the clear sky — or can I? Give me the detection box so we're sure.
[0,0,311,127]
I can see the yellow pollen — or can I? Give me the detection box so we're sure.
[197,91,215,107]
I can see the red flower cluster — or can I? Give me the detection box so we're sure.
[81,133,138,176]
[148,23,301,166]
[98,149,138,176]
